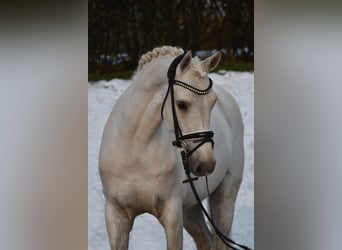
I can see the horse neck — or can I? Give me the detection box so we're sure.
[120,58,172,147]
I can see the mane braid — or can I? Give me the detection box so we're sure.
[138,46,184,71]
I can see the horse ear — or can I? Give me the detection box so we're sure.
[178,50,192,73]
[203,51,222,72]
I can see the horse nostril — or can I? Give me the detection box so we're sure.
[195,165,203,176]
[208,159,216,174]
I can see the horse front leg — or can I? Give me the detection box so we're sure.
[183,204,213,250]
[159,198,183,250]
[210,173,242,250]
[210,132,244,250]
[104,199,134,250]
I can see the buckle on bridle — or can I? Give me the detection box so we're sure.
[172,139,189,149]
[181,150,188,162]
[181,154,199,183]
[172,140,189,162]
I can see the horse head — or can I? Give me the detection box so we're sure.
[162,50,222,176]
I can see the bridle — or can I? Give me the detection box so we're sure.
[161,52,215,174]
[160,53,253,250]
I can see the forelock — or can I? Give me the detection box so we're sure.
[191,57,207,78]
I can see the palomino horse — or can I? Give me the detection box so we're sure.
[99,46,244,250]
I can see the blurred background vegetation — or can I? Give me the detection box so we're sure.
[89,0,253,81]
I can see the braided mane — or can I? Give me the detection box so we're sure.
[138,46,184,70]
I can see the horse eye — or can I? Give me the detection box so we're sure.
[176,101,188,111]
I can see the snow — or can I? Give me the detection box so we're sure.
[88,71,254,249]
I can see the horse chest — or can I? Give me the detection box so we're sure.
[105,156,183,213]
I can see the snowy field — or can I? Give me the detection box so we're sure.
[88,71,254,249]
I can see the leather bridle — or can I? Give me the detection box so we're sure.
[160,52,253,250]
[161,53,215,173]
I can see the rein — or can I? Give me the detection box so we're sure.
[161,53,252,250]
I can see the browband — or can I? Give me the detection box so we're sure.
[174,79,212,95]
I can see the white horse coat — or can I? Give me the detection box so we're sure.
[99,46,244,250]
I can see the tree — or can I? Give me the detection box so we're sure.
[88,0,254,79]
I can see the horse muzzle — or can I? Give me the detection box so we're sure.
[173,130,216,176]
[191,157,216,176]
[189,143,216,176]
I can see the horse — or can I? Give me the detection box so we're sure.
[99,46,245,250]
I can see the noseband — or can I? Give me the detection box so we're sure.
[161,53,214,167]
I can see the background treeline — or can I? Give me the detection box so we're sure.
[89,0,253,80]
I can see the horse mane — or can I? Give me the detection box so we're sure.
[138,46,184,71]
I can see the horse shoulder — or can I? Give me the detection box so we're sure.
[213,84,243,131]
[211,85,244,179]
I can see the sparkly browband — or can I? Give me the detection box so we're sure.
[173,78,213,95]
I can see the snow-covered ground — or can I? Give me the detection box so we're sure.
[88,71,254,249]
